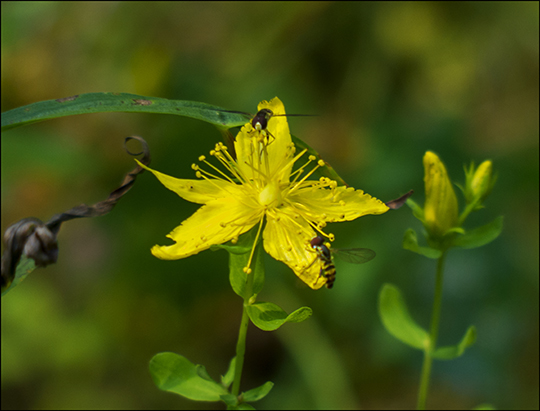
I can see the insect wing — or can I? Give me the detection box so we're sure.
[333,248,376,264]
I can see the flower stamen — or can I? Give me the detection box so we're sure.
[243,217,265,274]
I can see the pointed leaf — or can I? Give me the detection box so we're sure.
[221,357,236,388]
[228,233,265,298]
[406,198,425,221]
[403,228,442,259]
[452,216,503,249]
[246,302,312,331]
[149,352,229,401]
[432,326,476,360]
[242,381,274,402]
[378,284,430,350]
[2,255,36,296]
[2,92,248,131]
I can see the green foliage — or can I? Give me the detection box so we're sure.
[378,283,429,350]
[402,228,443,259]
[221,357,236,389]
[432,326,477,360]
[246,302,312,331]
[1,92,248,131]
[1,255,36,296]
[149,352,229,401]
[227,232,266,299]
[452,217,504,249]
[149,352,273,408]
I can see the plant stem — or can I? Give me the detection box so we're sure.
[417,250,447,410]
[231,265,255,398]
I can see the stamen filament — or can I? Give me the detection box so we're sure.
[244,217,265,274]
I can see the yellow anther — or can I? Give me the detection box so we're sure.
[191,164,199,170]
[199,155,206,161]
[317,160,325,167]
[243,267,252,274]
[196,171,202,178]
[328,233,335,241]
[309,155,316,161]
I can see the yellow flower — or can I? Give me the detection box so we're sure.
[138,97,389,289]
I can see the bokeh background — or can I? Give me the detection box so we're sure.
[2,2,538,409]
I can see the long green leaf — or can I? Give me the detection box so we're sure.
[149,352,229,402]
[378,283,430,350]
[1,92,248,131]
[452,216,503,249]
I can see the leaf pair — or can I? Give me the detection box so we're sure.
[149,353,273,409]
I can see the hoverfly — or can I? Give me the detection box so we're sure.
[218,108,315,143]
[308,235,376,289]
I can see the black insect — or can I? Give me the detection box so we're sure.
[218,108,314,143]
[309,235,376,289]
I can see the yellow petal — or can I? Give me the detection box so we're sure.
[234,97,294,183]
[263,208,326,290]
[152,197,263,260]
[289,185,389,223]
[136,159,237,204]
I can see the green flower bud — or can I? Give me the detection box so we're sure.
[423,151,459,240]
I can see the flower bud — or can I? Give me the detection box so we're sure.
[423,151,459,240]
[466,160,495,205]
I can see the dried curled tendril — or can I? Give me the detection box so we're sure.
[1,136,151,292]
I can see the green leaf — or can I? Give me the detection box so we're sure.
[452,216,503,249]
[292,135,348,187]
[402,228,442,259]
[228,230,265,298]
[149,352,229,401]
[2,255,37,297]
[406,198,425,221]
[220,394,238,407]
[432,326,477,360]
[1,92,248,131]
[242,381,274,402]
[378,284,430,350]
[221,357,236,389]
[246,302,312,331]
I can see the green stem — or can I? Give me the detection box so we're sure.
[231,265,255,398]
[417,250,447,410]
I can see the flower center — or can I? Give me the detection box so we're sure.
[258,180,282,208]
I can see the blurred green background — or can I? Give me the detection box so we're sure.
[1,2,538,409]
